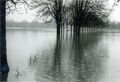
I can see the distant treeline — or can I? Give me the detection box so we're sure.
[6,21,55,28]
[109,22,120,28]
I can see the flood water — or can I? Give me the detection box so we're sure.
[6,29,120,82]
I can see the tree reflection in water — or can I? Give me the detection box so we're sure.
[71,33,107,82]
[48,35,63,80]
[31,33,108,82]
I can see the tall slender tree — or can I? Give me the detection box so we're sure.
[0,0,30,81]
[0,0,9,81]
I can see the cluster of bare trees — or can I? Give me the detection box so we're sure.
[70,0,109,34]
[5,0,120,35]
[30,0,110,35]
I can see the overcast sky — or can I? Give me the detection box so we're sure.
[6,0,120,22]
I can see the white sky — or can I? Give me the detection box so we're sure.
[6,0,120,22]
[110,2,120,22]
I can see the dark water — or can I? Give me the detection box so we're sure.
[6,29,120,82]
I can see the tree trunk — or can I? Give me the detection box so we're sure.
[57,22,61,37]
[0,0,9,81]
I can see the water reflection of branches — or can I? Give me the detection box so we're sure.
[70,33,107,82]
[49,35,63,80]
[48,33,107,82]
[30,33,107,82]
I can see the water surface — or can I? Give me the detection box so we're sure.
[6,29,120,82]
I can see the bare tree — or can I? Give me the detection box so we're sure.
[0,0,9,81]
[0,0,30,81]
[31,0,63,36]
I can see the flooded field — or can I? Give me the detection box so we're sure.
[6,29,120,82]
